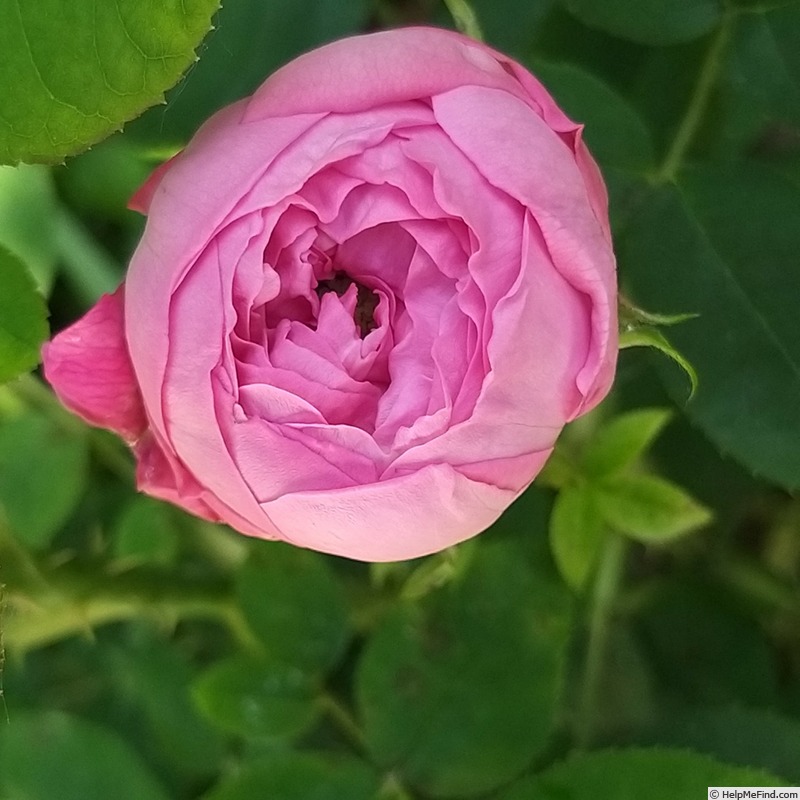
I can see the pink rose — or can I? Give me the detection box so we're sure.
[43,27,617,562]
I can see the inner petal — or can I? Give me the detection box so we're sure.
[220,130,495,463]
[315,270,380,338]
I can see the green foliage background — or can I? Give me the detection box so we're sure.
[1,0,800,797]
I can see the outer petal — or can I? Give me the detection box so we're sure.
[42,286,146,443]
[128,154,180,215]
[243,27,533,121]
[125,102,325,441]
[262,463,514,562]
[134,431,273,537]
[432,86,618,412]
[485,52,612,238]
[135,432,220,522]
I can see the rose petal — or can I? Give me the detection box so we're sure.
[263,462,514,562]
[135,432,221,523]
[42,285,146,443]
[433,85,617,411]
[125,105,326,441]
[128,154,179,215]
[243,27,530,122]
[223,415,380,503]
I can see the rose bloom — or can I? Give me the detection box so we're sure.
[43,27,617,562]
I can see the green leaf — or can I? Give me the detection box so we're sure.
[561,0,722,45]
[629,37,710,155]
[236,543,350,673]
[59,138,154,222]
[725,5,800,128]
[549,486,607,591]
[730,0,800,11]
[618,327,698,399]
[635,581,779,705]
[204,752,380,800]
[536,445,578,489]
[595,474,712,543]
[582,408,673,478]
[129,0,369,144]
[499,748,786,800]
[112,495,180,568]
[102,642,225,788]
[464,0,551,58]
[0,245,48,383]
[635,705,800,784]
[356,540,572,797]
[0,165,59,292]
[610,361,762,522]
[620,165,800,489]
[531,60,656,170]
[531,6,651,92]
[0,0,220,165]
[0,411,88,548]
[0,710,170,800]
[192,655,319,742]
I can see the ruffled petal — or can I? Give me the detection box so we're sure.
[125,103,326,441]
[432,85,618,412]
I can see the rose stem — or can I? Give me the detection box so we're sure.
[0,538,259,656]
[575,531,628,749]
[656,10,736,183]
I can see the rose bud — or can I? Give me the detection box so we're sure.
[43,27,617,562]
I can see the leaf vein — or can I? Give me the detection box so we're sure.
[680,188,800,386]
[12,0,85,118]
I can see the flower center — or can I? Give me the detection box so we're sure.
[316,270,379,338]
